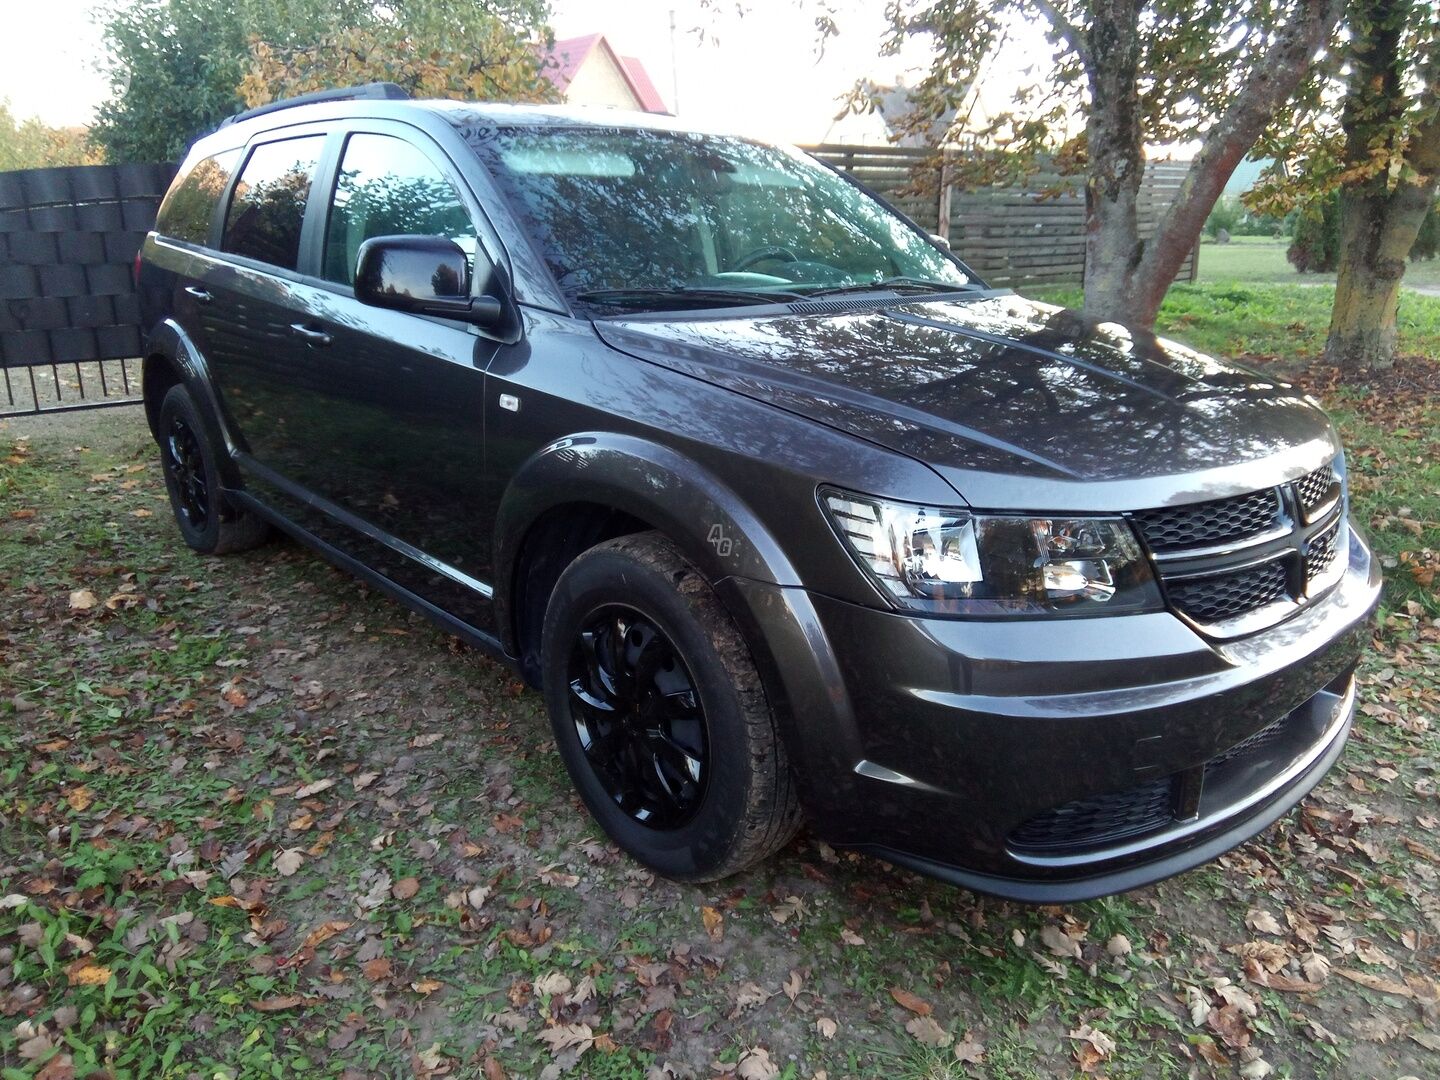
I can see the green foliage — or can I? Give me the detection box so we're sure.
[1412,198,1440,261]
[0,100,100,170]
[90,0,553,164]
[1287,195,1342,273]
[1204,197,1244,239]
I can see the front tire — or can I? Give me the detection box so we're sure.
[157,383,270,555]
[541,532,800,882]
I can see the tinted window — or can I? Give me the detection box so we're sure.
[222,136,325,270]
[465,128,969,304]
[156,149,241,246]
[324,133,478,286]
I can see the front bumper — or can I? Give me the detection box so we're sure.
[721,521,1381,902]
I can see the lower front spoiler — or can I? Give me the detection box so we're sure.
[854,678,1357,903]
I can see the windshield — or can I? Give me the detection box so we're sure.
[463,126,974,312]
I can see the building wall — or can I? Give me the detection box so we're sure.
[562,50,641,110]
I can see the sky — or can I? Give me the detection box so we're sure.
[0,0,1006,144]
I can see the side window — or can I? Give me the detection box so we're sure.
[323,133,480,287]
[155,149,241,246]
[221,136,325,270]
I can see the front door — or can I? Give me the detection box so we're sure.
[271,127,510,630]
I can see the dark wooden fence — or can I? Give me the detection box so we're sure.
[1,163,174,414]
[802,144,1199,290]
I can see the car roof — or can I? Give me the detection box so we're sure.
[196,96,771,158]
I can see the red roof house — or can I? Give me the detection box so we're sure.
[545,33,669,114]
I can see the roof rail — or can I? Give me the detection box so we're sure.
[220,82,411,128]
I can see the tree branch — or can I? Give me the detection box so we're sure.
[1029,0,1092,70]
[1133,0,1346,316]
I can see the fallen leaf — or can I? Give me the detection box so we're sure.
[735,1047,780,1080]
[1069,1024,1116,1073]
[251,995,308,1011]
[1337,968,1414,998]
[953,1031,985,1064]
[890,986,932,1016]
[294,778,336,799]
[537,1022,594,1056]
[701,905,724,941]
[1351,1014,1404,1042]
[1245,909,1283,935]
[905,1015,953,1048]
[352,771,380,791]
[1207,1004,1252,1050]
[534,972,572,997]
[783,969,803,1003]
[274,848,304,877]
[362,957,393,981]
[65,962,110,986]
[300,920,352,951]
[1040,924,1081,959]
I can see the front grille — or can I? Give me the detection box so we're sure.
[1166,558,1290,624]
[1306,520,1340,582]
[1295,466,1338,518]
[1009,776,1175,854]
[1131,461,1343,632]
[1133,489,1281,553]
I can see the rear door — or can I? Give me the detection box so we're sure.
[200,130,330,477]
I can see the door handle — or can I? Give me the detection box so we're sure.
[183,285,213,304]
[289,323,332,347]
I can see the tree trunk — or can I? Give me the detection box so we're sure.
[1324,0,1440,372]
[1326,179,1438,370]
[1080,1,1145,323]
[1079,0,1345,328]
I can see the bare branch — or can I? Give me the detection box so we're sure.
[1029,0,1092,69]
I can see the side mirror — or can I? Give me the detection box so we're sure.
[928,233,952,251]
[354,235,504,326]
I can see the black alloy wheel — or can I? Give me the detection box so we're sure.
[156,383,270,555]
[541,532,800,881]
[164,414,210,532]
[568,604,709,829]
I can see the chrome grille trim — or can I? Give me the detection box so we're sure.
[1131,460,1345,636]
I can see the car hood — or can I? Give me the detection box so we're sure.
[595,294,1341,511]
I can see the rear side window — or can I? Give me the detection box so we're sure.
[222,136,325,270]
[323,133,478,286]
[155,149,241,246]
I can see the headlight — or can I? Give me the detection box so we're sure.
[822,489,1163,616]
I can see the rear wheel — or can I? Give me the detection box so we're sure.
[541,532,800,881]
[157,383,270,555]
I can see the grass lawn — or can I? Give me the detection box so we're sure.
[3,290,1440,1079]
[1194,235,1440,292]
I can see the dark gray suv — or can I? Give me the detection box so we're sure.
[137,84,1381,901]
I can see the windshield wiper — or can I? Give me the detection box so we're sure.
[575,286,806,310]
[800,276,978,299]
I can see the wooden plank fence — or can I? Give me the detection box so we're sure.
[803,144,1198,290]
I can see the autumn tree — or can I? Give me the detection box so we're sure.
[92,0,553,164]
[240,0,556,108]
[1253,1,1439,370]
[0,101,102,170]
[852,1,1345,327]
